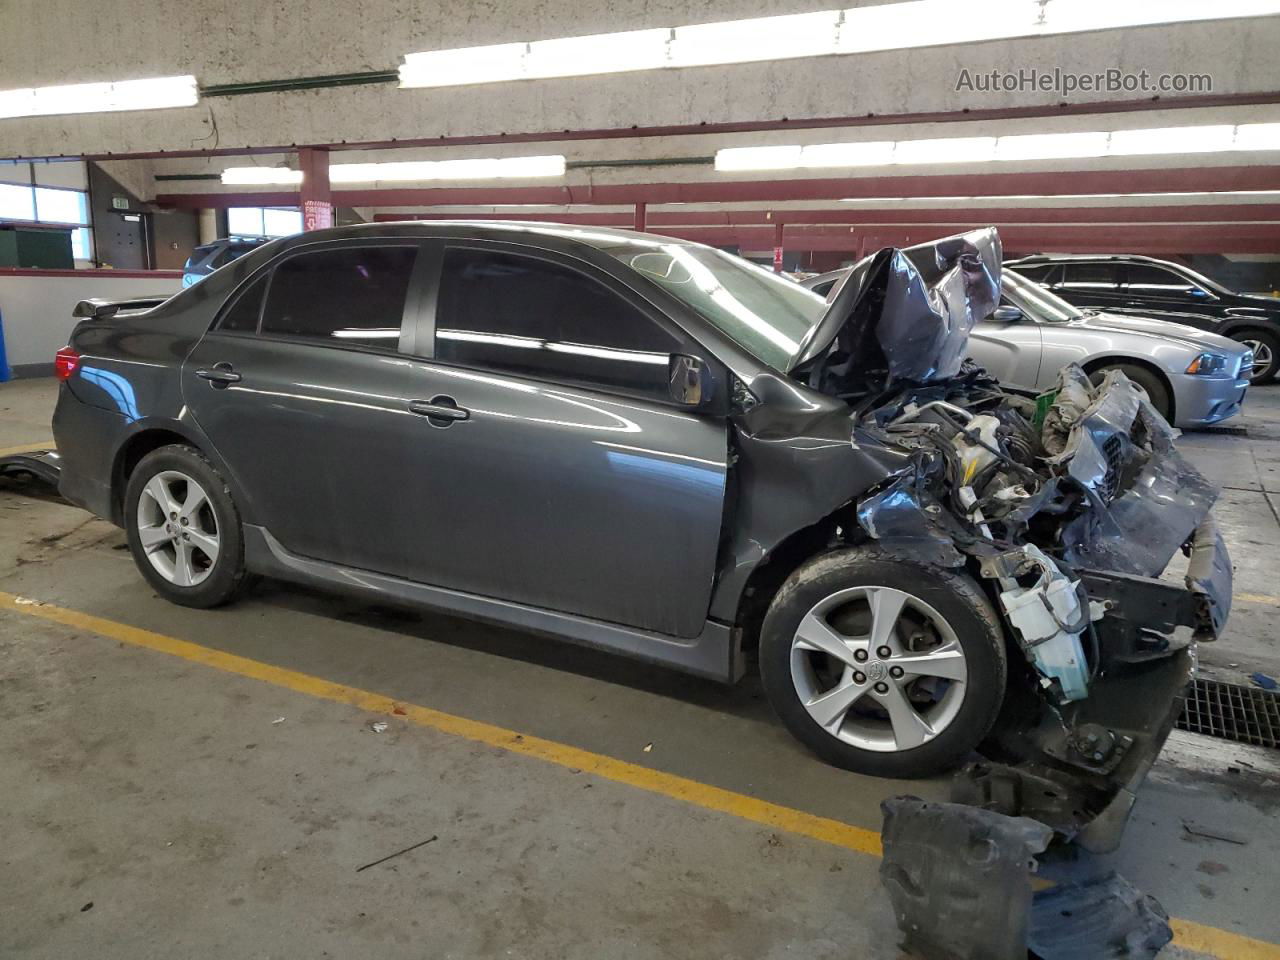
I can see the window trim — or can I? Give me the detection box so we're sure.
[207,238,428,356]
[1120,263,1216,299]
[422,238,709,408]
[1060,261,1121,292]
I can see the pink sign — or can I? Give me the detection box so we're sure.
[303,200,333,232]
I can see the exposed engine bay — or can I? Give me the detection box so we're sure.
[793,227,1233,852]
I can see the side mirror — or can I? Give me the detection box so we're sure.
[991,305,1024,323]
[668,354,709,407]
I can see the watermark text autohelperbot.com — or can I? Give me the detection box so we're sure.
[956,68,1212,96]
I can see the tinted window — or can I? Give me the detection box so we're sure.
[1010,264,1052,283]
[1125,264,1196,295]
[1060,264,1120,291]
[260,246,417,348]
[435,248,680,398]
[603,242,824,371]
[218,274,268,333]
[810,278,838,298]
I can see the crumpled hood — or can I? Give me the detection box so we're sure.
[790,228,1002,397]
[1068,311,1247,356]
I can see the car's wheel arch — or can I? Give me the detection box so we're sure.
[1079,354,1175,421]
[110,422,244,526]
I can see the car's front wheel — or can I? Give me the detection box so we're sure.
[1089,364,1172,422]
[759,548,1007,779]
[125,444,249,608]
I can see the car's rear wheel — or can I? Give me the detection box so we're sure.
[125,444,248,608]
[1235,330,1278,383]
[1089,364,1172,422]
[759,548,1007,779]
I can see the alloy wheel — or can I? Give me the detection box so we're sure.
[1243,339,1273,381]
[789,585,968,753]
[136,470,220,587]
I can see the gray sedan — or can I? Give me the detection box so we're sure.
[804,268,1252,428]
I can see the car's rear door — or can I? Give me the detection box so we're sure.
[388,240,729,639]
[181,238,439,575]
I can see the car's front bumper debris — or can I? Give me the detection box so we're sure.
[879,796,1172,960]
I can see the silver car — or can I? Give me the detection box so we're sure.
[803,268,1252,428]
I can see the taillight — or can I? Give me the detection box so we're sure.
[54,346,80,380]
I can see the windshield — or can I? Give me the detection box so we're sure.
[603,241,827,370]
[1002,269,1085,323]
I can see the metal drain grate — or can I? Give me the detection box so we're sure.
[1177,677,1280,748]
[1198,425,1249,436]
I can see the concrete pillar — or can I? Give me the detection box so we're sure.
[633,202,647,233]
[298,147,333,231]
[197,208,219,245]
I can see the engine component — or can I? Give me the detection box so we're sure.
[952,413,1001,485]
[998,545,1091,702]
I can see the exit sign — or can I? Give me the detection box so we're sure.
[111,196,130,210]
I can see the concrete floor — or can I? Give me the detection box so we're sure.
[0,376,1277,959]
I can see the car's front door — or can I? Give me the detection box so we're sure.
[181,240,441,576]
[1117,264,1218,330]
[393,241,729,639]
[966,311,1044,388]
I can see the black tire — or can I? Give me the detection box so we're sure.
[124,444,249,608]
[1090,364,1172,422]
[1232,329,1279,384]
[759,547,1007,779]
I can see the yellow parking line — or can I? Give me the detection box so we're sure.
[0,441,55,457]
[0,590,1274,960]
[1238,592,1280,607]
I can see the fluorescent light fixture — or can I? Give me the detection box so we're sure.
[1235,122,1280,150]
[399,2,1280,88]
[716,122,1280,172]
[893,136,997,165]
[992,131,1110,161]
[0,75,197,120]
[221,167,304,185]
[667,11,841,69]
[329,156,565,183]
[800,140,896,168]
[1108,125,1235,155]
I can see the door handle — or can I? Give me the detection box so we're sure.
[196,363,242,388]
[408,396,470,426]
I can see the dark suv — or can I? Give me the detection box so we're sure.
[51,224,1229,850]
[1006,253,1280,383]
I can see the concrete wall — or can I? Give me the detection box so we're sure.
[0,271,181,375]
[2,1,1278,158]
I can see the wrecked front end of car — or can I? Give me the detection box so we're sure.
[796,228,1232,852]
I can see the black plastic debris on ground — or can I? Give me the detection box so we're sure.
[879,796,1172,960]
[880,796,1052,960]
[1028,874,1172,959]
[0,450,61,487]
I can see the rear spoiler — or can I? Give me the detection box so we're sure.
[73,296,169,320]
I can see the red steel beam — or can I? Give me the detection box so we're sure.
[648,222,1280,254]
[374,204,1280,227]
[158,166,1280,210]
